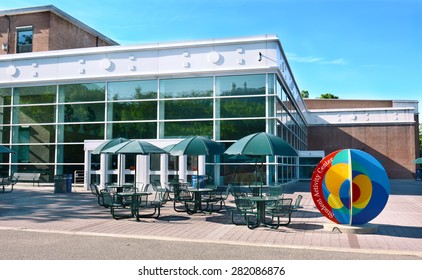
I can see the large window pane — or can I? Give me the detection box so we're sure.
[13,125,55,144]
[161,121,212,138]
[160,77,213,98]
[14,105,56,124]
[62,144,84,163]
[161,99,213,120]
[14,144,55,164]
[216,74,266,96]
[62,124,104,142]
[108,101,157,121]
[0,107,11,125]
[150,154,160,171]
[0,88,12,106]
[0,126,10,143]
[61,104,105,122]
[14,86,56,104]
[110,122,157,139]
[59,83,105,102]
[108,80,157,100]
[219,119,265,140]
[218,97,265,118]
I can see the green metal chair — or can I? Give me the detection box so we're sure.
[151,180,170,204]
[101,190,132,219]
[204,186,230,213]
[1,176,17,193]
[90,183,105,206]
[267,185,285,198]
[229,185,251,198]
[132,184,165,220]
[265,198,293,229]
[230,198,258,227]
[172,183,194,213]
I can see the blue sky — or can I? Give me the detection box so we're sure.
[1,0,421,111]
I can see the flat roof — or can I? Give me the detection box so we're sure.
[0,5,119,46]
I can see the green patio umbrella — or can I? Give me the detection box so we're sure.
[101,140,168,188]
[101,140,167,155]
[224,132,297,195]
[92,137,129,154]
[224,132,297,157]
[166,136,224,187]
[414,157,422,164]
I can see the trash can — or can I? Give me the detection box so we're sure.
[416,169,422,181]
[65,174,72,192]
[54,175,66,193]
[192,175,206,189]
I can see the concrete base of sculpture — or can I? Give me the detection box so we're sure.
[324,222,378,234]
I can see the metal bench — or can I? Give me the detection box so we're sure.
[14,172,41,187]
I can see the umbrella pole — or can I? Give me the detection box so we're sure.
[254,157,257,183]
[197,156,199,189]
[261,155,264,197]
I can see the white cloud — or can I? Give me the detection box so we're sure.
[321,58,346,65]
[286,53,346,65]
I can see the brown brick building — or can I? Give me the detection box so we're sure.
[306,99,420,179]
[0,5,118,55]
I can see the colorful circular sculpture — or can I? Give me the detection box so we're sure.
[310,149,390,225]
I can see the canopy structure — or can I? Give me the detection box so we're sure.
[92,137,129,155]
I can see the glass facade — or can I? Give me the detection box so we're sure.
[0,73,307,184]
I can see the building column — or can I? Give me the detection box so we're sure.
[198,155,205,175]
[118,154,125,186]
[136,154,150,186]
[83,149,90,190]
[100,154,107,188]
[179,156,187,182]
[160,154,168,185]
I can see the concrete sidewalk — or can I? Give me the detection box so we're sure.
[0,179,421,259]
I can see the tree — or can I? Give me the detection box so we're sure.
[301,90,309,98]
[320,93,339,99]
[419,124,422,156]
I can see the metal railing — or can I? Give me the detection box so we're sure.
[73,170,85,186]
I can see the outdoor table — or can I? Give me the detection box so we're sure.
[241,196,279,229]
[187,187,215,214]
[106,183,135,191]
[116,191,151,220]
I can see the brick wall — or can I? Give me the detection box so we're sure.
[48,13,109,50]
[308,124,417,179]
[0,11,114,55]
[0,12,50,54]
[305,99,393,110]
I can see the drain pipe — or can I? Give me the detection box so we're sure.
[5,15,11,54]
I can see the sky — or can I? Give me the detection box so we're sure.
[1,0,421,112]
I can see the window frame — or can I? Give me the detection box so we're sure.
[16,26,33,53]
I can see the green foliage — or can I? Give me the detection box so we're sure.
[320,93,339,99]
[61,83,105,102]
[419,129,422,156]
[220,97,266,118]
[301,90,309,98]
